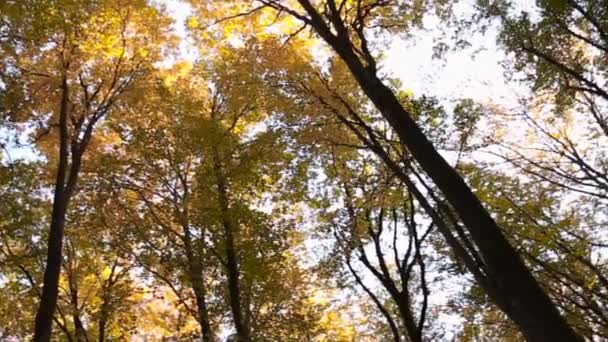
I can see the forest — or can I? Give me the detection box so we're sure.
[0,0,607,341]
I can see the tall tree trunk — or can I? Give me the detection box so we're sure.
[211,146,250,341]
[241,279,252,339]
[191,277,213,342]
[295,1,581,340]
[182,214,214,342]
[98,267,114,342]
[98,275,110,342]
[34,74,72,342]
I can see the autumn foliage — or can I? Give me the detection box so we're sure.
[1,0,607,341]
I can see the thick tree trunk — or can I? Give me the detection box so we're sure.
[395,296,421,342]
[343,57,579,342]
[34,75,72,342]
[296,2,582,340]
[212,146,250,341]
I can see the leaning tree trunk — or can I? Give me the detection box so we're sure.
[294,1,582,340]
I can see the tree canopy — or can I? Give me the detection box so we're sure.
[1,0,607,341]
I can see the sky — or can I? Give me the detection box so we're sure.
[157,0,523,115]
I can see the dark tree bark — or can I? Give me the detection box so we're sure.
[345,258,401,342]
[355,214,425,342]
[190,271,214,342]
[70,283,89,342]
[337,177,429,342]
[31,35,137,339]
[97,260,122,342]
[33,61,124,341]
[98,317,106,342]
[182,209,214,342]
[212,145,250,341]
[262,1,582,340]
[67,263,89,342]
[34,73,78,342]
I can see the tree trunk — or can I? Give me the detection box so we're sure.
[212,146,250,341]
[69,275,89,342]
[192,280,213,342]
[296,2,582,340]
[183,216,214,342]
[98,318,106,342]
[343,55,579,342]
[72,308,88,341]
[395,295,421,342]
[34,74,72,342]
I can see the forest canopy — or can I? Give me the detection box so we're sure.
[1,0,607,341]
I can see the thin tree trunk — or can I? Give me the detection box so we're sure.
[344,258,400,342]
[97,270,111,342]
[34,73,72,342]
[211,146,250,341]
[69,275,88,342]
[182,214,214,342]
[192,278,213,342]
[98,318,106,342]
[71,302,88,341]
[295,1,582,340]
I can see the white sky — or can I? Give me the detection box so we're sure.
[157,0,522,107]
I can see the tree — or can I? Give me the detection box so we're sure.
[462,0,608,338]
[0,1,171,339]
[0,162,141,341]
[3,0,608,340]
[191,1,581,340]
[319,153,438,342]
[477,0,607,230]
[89,58,333,340]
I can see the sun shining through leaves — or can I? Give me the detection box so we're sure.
[1,0,607,341]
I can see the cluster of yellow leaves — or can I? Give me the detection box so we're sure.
[134,287,200,339]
